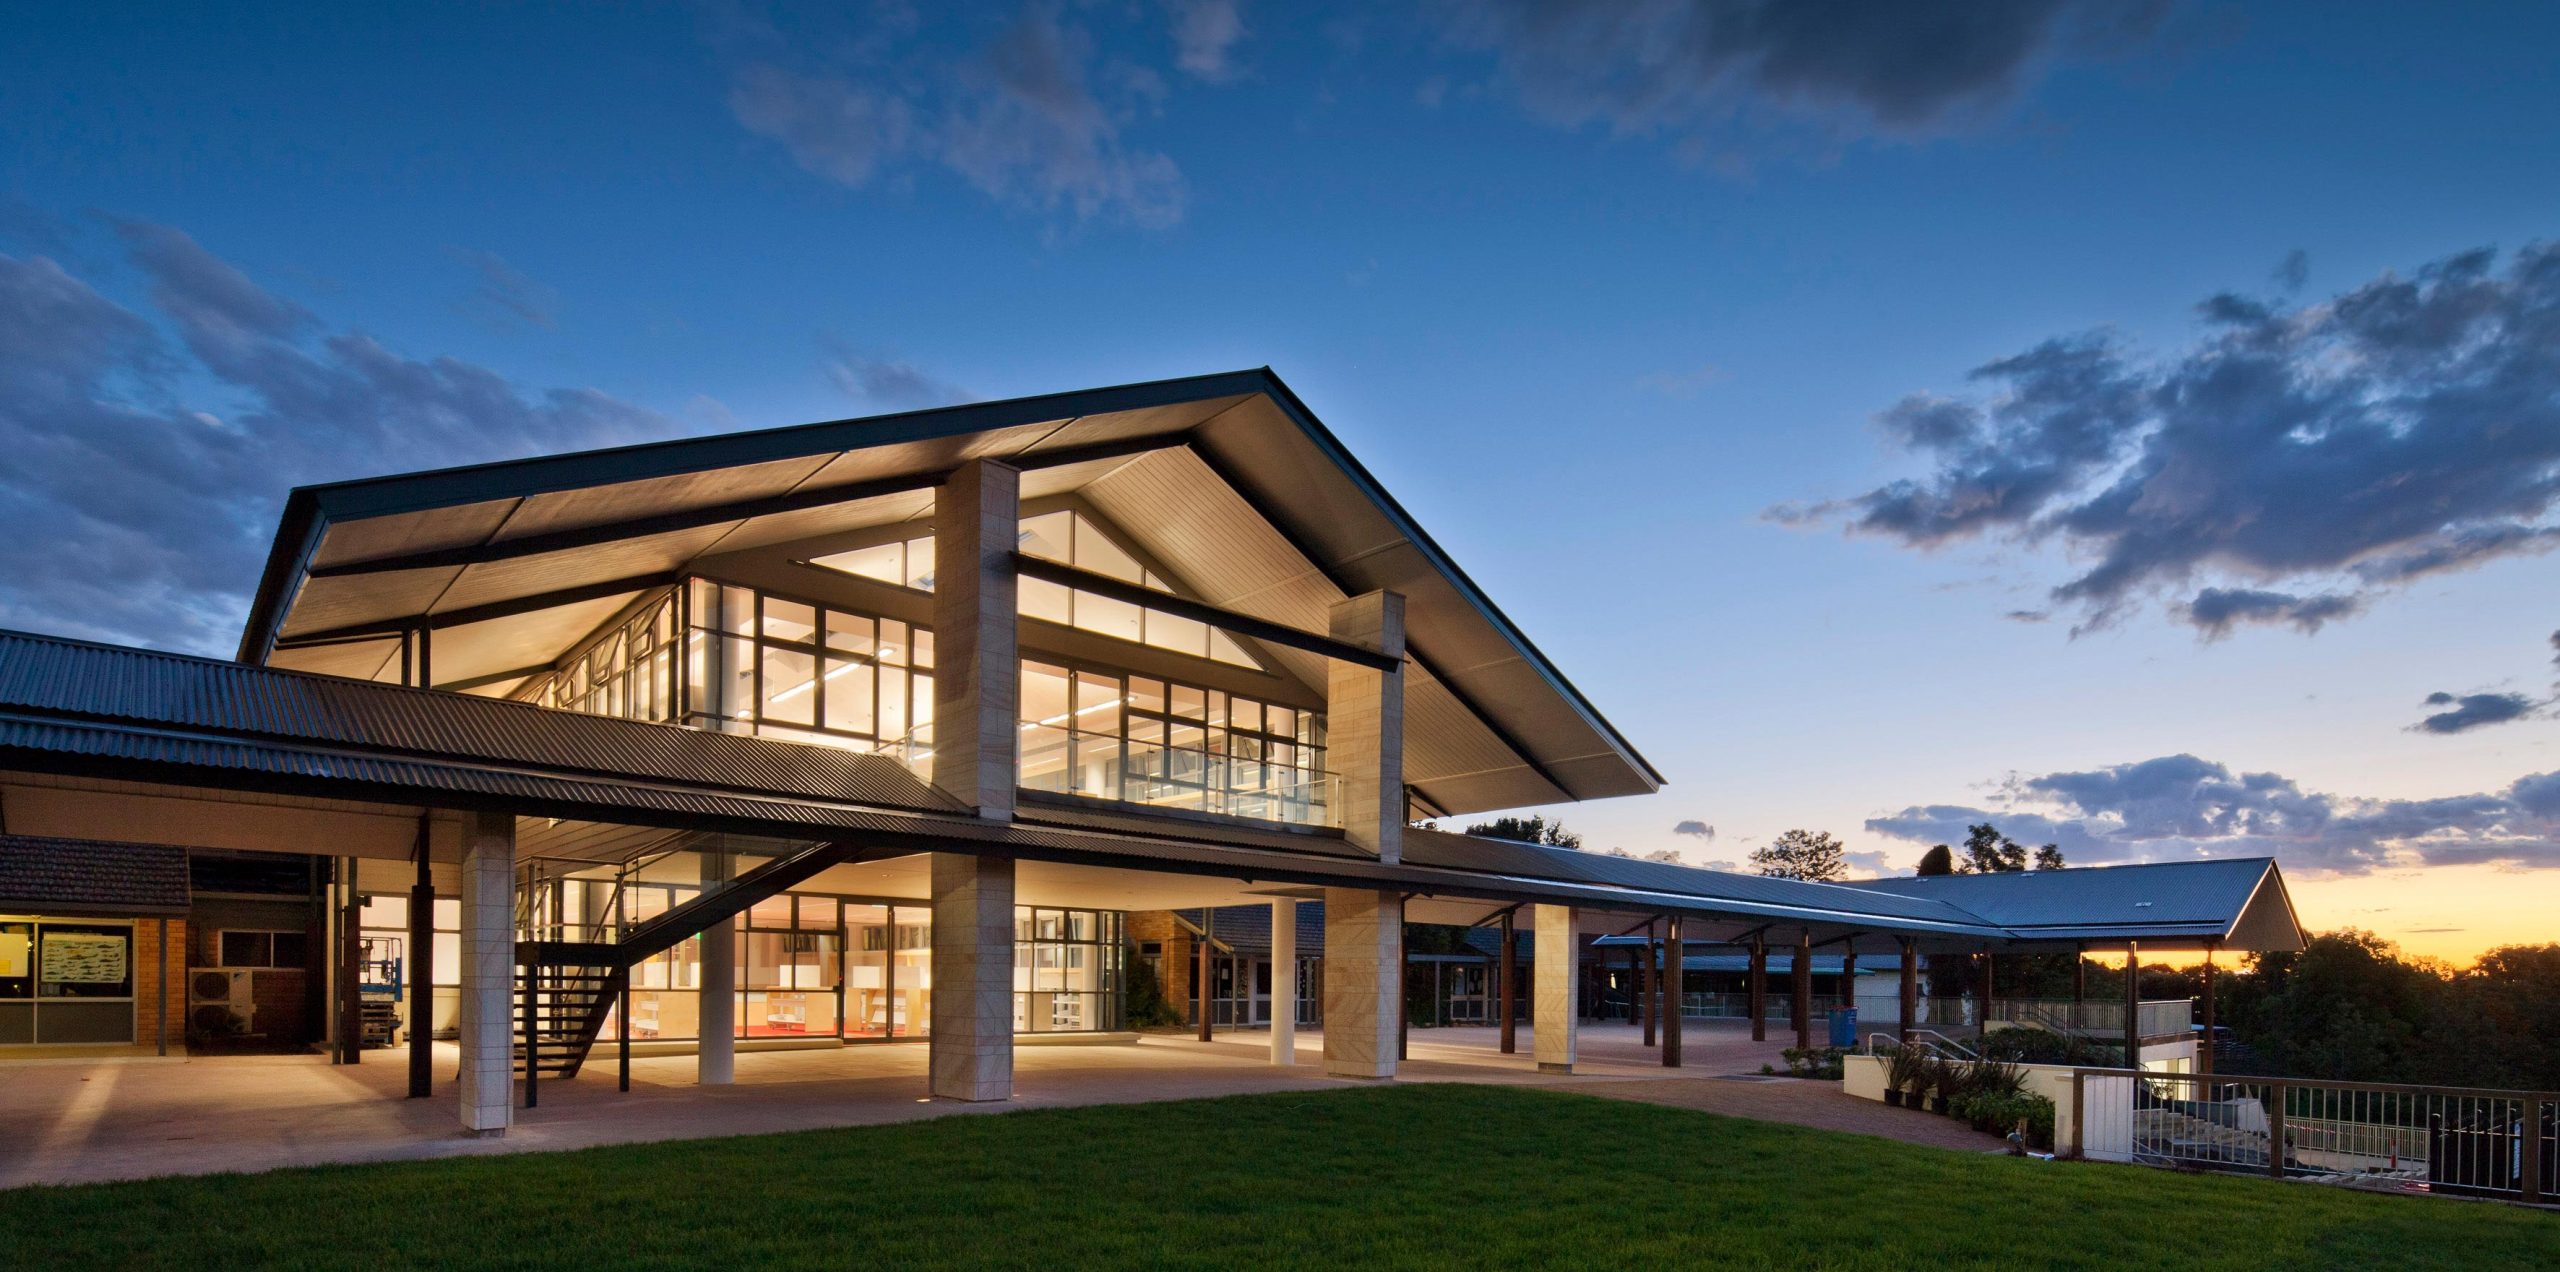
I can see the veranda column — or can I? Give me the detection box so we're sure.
[1978,947,1996,1043]
[697,847,735,1085]
[1321,888,1400,1079]
[930,852,1015,1101]
[1270,899,1297,1065]
[456,810,514,1137]
[1496,910,1517,1055]
[1326,592,1406,864]
[1637,928,1655,1046]
[1897,938,1919,1045]
[1792,930,1814,1050]
[1533,904,1578,1074]
[1661,916,1684,1068]
[933,458,1021,820]
[2122,941,2140,1068]
[2199,944,2217,1076]
[1749,935,1767,1042]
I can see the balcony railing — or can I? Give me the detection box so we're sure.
[1018,724,1340,827]
[1988,997,2194,1041]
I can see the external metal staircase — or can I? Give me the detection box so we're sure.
[511,837,876,1103]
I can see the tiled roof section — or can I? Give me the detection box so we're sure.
[0,834,190,914]
[0,629,960,814]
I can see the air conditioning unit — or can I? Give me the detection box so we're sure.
[189,967,258,1037]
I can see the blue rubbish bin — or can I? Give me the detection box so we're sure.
[1827,1007,1857,1049]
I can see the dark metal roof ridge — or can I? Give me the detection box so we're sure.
[237,369,1273,663]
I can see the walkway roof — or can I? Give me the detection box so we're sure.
[0,630,2302,952]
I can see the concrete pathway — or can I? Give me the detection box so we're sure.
[0,1020,2001,1187]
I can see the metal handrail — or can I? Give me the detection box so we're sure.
[1864,1030,1978,1061]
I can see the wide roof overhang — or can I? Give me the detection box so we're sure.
[0,629,2299,954]
[237,368,1659,816]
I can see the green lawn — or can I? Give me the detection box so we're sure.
[1,1085,2551,1270]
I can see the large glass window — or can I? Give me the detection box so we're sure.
[1014,908,1120,1033]
[681,580,935,768]
[1019,660,1332,824]
[808,509,1264,668]
[523,592,677,723]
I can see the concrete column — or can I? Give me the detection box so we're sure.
[929,852,1014,1101]
[697,847,734,1086]
[933,459,1021,819]
[1270,899,1297,1066]
[1533,904,1578,1074]
[1326,592,1405,863]
[1320,888,1399,1079]
[456,810,514,1137]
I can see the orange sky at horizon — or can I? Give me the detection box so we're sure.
[2277,862,2558,966]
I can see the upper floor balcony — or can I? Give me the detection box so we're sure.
[1018,723,1340,827]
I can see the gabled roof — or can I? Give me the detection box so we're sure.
[1849,858,2305,951]
[238,368,1659,815]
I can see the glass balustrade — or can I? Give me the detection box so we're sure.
[1017,724,1339,826]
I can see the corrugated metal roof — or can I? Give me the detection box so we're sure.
[0,834,191,915]
[1403,828,1986,929]
[0,630,2293,948]
[1848,859,2279,939]
[0,629,958,813]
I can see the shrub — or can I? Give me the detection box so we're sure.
[1952,1090,2058,1150]
[1779,1046,1848,1080]
[1882,1044,1929,1101]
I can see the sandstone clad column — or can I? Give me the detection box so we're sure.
[1534,904,1579,1074]
[1321,888,1399,1079]
[1270,899,1297,1066]
[1326,592,1405,864]
[933,459,1021,820]
[697,846,735,1085]
[930,852,1015,1101]
[456,810,514,1136]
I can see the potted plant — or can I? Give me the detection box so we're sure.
[1882,1045,1924,1108]
[1923,1058,1960,1114]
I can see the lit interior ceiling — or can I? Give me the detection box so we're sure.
[245,370,1661,815]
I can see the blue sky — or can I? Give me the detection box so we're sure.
[6,2,2558,957]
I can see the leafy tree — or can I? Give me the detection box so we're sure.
[1464,815,1582,850]
[2032,843,2066,870]
[1960,823,2028,873]
[1915,844,1954,876]
[1750,829,1848,882]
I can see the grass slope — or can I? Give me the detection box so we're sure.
[1,1084,2551,1270]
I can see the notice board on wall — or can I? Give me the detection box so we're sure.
[41,931,128,985]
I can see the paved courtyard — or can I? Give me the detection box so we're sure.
[0,1020,2000,1187]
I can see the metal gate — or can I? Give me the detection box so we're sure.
[2081,1072,2136,1162]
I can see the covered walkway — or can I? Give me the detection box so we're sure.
[0,1021,1998,1188]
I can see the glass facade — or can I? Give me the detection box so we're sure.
[808,508,1263,668]
[549,874,1124,1043]
[1019,660,1333,824]
[681,579,936,766]
[524,591,677,723]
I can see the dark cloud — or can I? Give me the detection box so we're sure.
[1784,242,2560,633]
[1867,753,2560,875]
[2412,691,2539,735]
[2005,609,2051,623]
[1435,0,2173,150]
[1673,820,1714,839]
[821,340,974,408]
[2181,587,2361,638]
[0,223,670,653]
[727,7,1186,228]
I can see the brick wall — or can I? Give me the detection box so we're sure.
[1126,911,1198,1023]
[131,917,186,1052]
